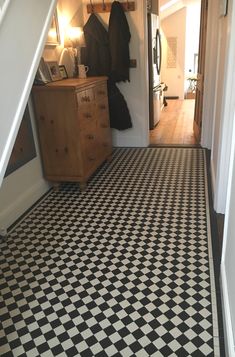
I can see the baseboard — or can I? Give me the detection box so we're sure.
[0,179,50,230]
[165,96,179,100]
[220,263,235,356]
[210,160,216,202]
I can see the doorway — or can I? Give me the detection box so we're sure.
[149,0,202,146]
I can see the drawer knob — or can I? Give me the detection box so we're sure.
[88,157,96,161]
[50,120,54,124]
[87,134,94,140]
[39,115,45,121]
[64,147,68,153]
[101,123,108,128]
[99,104,106,110]
[84,113,92,118]
[98,90,105,95]
[81,96,87,102]
[81,96,90,102]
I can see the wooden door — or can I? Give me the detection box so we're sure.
[193,0,208,141]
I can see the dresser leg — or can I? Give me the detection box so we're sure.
[52,182,60,191]
[79,182,87,191]
[106,154,112,163]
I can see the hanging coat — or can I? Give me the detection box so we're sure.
[82,14,111,76]
[82,13,132,130]
[108,1,131,82]
[107,81,132,130]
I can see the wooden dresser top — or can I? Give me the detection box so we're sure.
[33,76,108,91]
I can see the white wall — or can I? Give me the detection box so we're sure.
[161,7,186,100]
[200,0,232,213]
[184,2,200,90]
[221,106,235,355]
[0,0,57,188]
[42,0,149,147]
[0,98,50,232]
[200,0,235,215]
[43,0,84,66]
[82,0,149,147]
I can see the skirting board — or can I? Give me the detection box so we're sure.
[210,160,216,203]
[0,179,50,231]
[220,263,235,356]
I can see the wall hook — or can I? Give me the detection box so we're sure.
[90,0,94,13]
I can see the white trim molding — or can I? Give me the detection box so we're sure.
[0,178,50,231]
[220,265,235,356]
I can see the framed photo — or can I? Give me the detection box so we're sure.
[46,8,60,46]
[46,61,62,81]
[35,57,51,85]
[59,65,68,79]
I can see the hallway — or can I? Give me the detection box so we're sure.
[149,100,197,145]
[0,148,223,356]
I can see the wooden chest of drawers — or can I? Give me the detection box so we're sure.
[32,77,112,188]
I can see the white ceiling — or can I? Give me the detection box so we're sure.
[159,0,200,20]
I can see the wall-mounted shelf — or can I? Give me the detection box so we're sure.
[87,1,135,14]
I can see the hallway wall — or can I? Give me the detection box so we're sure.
[0,99,50,232]
[161,7,186,100]
[211,12,230,213]
[0,0,57,188]
[82,0,149,147]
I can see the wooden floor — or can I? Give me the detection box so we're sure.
[149,99,197,145]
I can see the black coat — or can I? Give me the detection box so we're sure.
[107,81,132,130]
[82,13,132,130]
[82,14,111,76]
[108,1,131,82]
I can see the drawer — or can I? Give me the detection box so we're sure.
[77,105,96,127]
[80,125,97,151]
[97,128,112,154]
[94,83,107,100]
[76,88,94,106]
[82,134,99,171]
[96,98,109,117]
[96,117,112,157]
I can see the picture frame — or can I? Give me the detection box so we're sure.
[220,0,228,16]
[46,61,62,81]
[35,57,52,85]
[59,65,68,79]
[46,8,60,46]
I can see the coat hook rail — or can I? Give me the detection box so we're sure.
[87,1,135,14]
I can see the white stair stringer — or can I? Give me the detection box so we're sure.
[0,0,57,188]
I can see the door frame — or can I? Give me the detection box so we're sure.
[193,0,208,142]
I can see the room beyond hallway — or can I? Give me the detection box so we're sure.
[0,148,223,356]
[149,99,197,145]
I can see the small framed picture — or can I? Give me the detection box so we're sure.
[59,65,68,79]
[46,61,62,81]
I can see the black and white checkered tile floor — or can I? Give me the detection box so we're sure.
[0,148,221,356]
